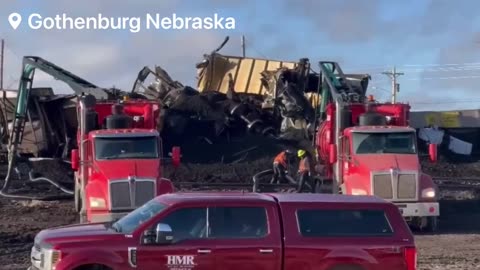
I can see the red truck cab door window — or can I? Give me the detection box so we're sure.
[137,207,216,270]
[208,205,282,270]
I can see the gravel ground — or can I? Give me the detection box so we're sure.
[416,201,480,270]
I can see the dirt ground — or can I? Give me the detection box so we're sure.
[415,201,480,270]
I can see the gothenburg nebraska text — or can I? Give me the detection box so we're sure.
[27,13,236,32]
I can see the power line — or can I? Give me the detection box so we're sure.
[394,66,480,73]
[370,86,391,94]
[244,38,268,59]
[7,75,18,89]
[405,75,480,80]
[403,62,480,67]
[381,66,404,104]
[409,100,480,104]
[4,45,22,62]
[346,62,480,73]
[344,65,389,72]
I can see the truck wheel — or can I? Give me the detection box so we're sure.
[425,217,439,233]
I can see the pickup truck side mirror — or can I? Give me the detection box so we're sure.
[71,149,79,171]
[143,223,173,245]
[428,143,437,163]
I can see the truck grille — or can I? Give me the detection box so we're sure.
[372,172,417,201]
[373,175,394,199]
[397,174,416,199]
[135,181,155,206]
[110,179,156,210]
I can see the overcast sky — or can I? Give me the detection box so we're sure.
[1,0,480,111]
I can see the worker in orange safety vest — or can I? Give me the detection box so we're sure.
[297,149,313,192]
[271,149,294,184]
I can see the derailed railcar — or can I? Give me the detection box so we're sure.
[0,88,78,160]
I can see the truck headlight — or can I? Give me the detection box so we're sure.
[44,248,62,270]
[421,187,436,198]
[89,197,106,208]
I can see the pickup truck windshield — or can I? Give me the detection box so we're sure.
[353,132,416,154]
[112,199,167,234]
[95,136,159,160]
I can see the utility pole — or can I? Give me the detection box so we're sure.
[241,35,246,57]
[0,39,4,90]
[382,66,404,103]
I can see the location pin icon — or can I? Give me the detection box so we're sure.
[8,13,22,30]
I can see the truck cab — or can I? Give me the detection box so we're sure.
[314,61,440,231]
[341,126,439,230]
[71,94,178,223]
[29,192,417,270]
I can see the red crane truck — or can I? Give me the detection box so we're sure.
[71,94,179,223]
[28,192,417,270]
[314,62,439,231]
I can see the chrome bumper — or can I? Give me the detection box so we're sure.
[395,202,440,217]
[29,245,42,270]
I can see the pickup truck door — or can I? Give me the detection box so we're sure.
[207,204,282,270]
[137,207,216,270]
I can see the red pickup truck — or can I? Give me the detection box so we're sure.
[29,193,417,270]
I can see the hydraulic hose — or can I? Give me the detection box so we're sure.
[0,62,74,200]
[252,169,273,192]
[252,169,299,192]
[0,157,74,201]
